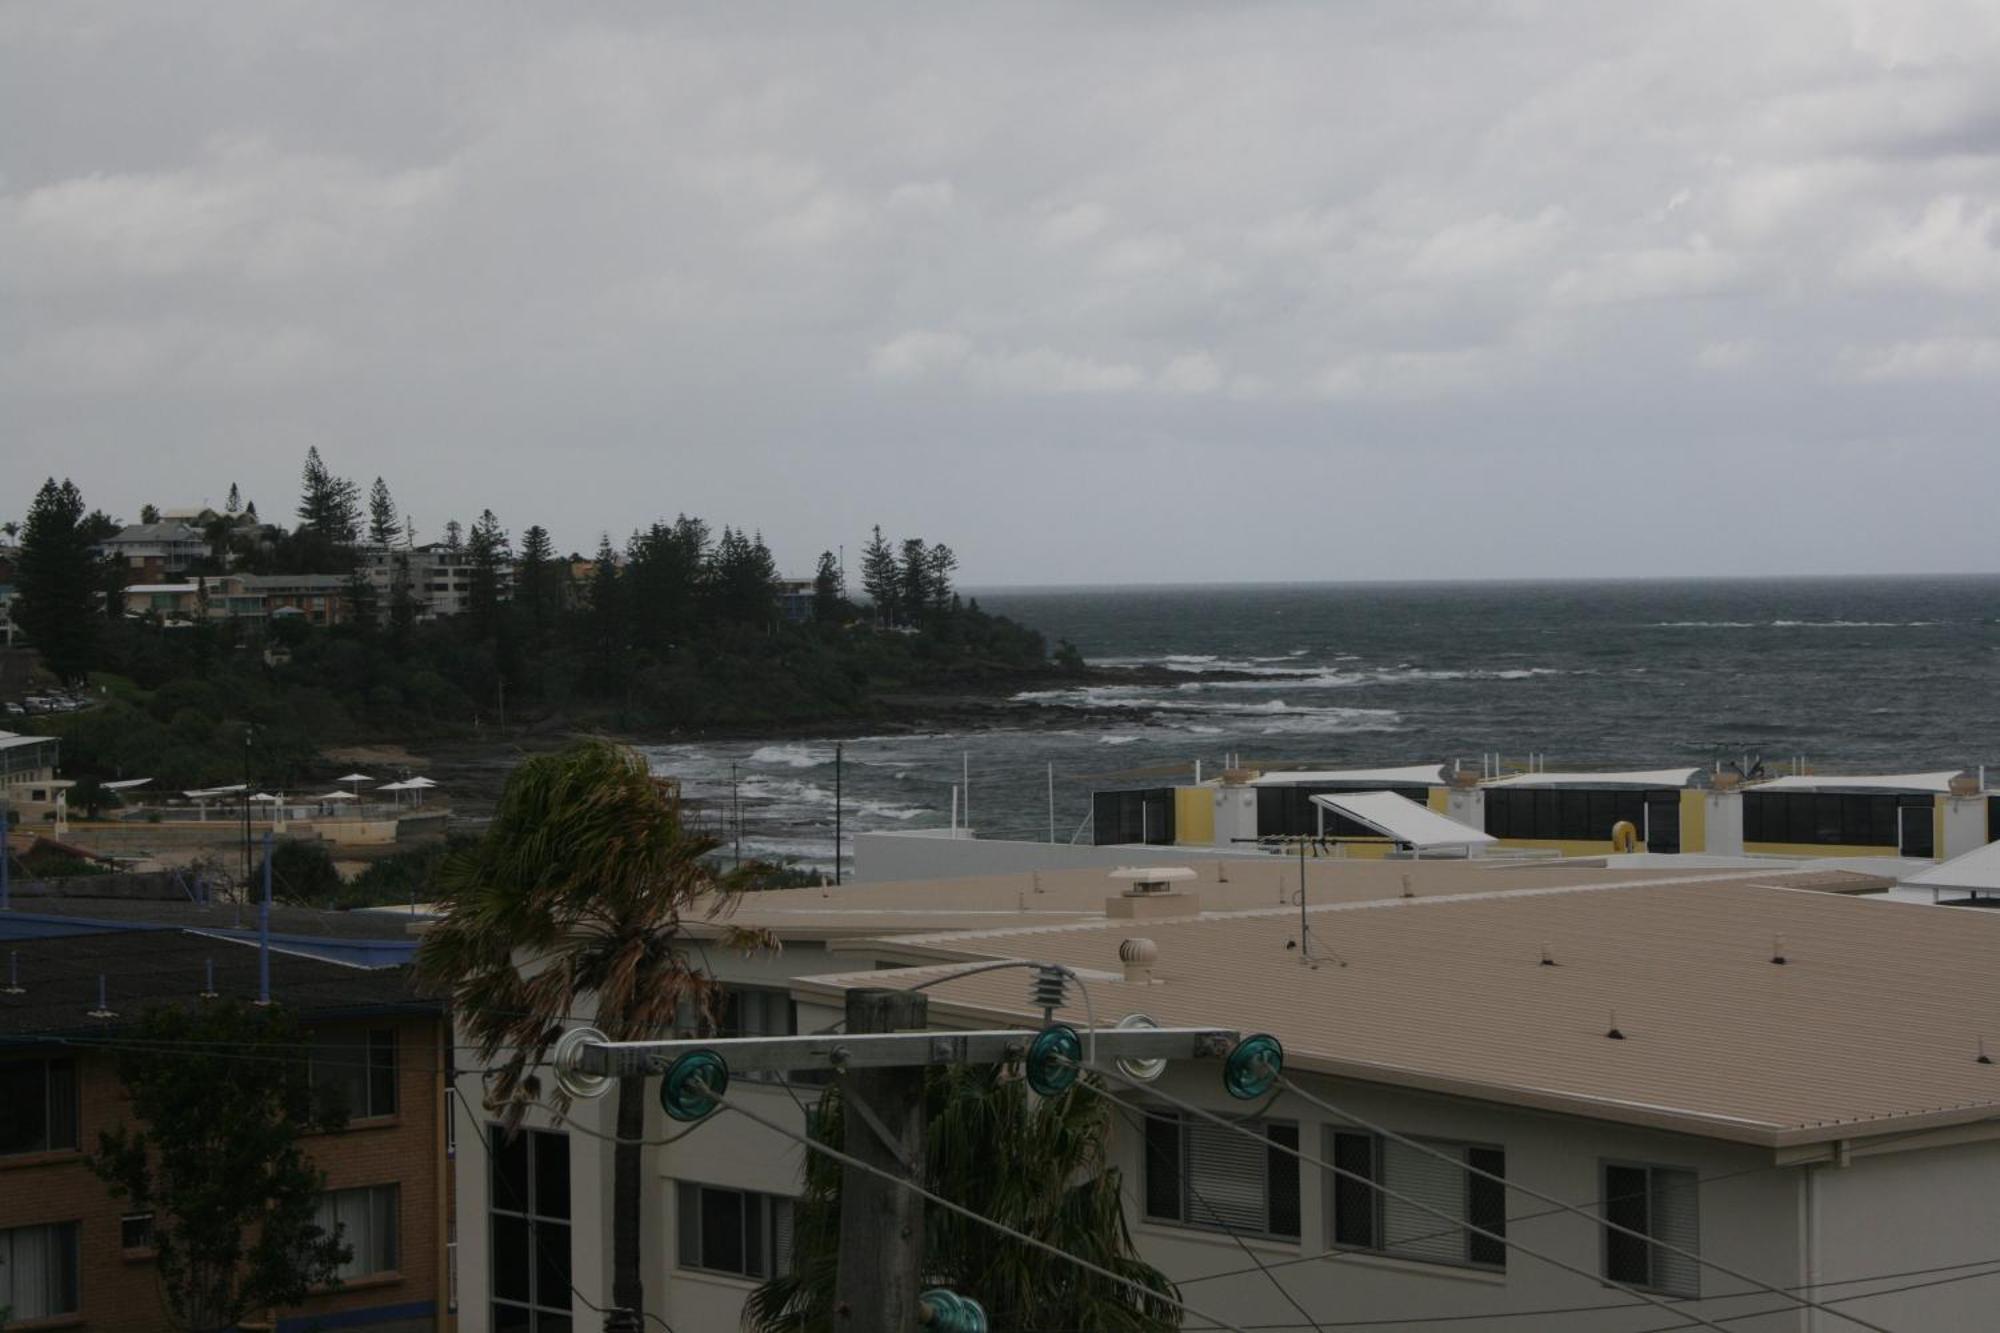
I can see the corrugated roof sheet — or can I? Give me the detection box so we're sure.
[1250,765,1447,787]
[1484,768,1703,788]
[797,872,2000,1146]
[1746,771,1963,794]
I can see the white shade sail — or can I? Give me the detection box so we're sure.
[1309,791,1497,850]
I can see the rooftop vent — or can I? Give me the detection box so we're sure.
[1950,771,1982,799]
[1119,937,1159,985]
[1106,866,1201,920]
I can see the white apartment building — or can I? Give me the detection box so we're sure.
[359,544,512,621]
[449,858,2000,1332]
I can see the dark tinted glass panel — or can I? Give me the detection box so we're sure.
[1144,1115,1182,1220]
[492,1304,532,1333]
[1603,1165,1651,1286]
[1900,803,1936,857]
[492,1217,530,1301]
[700,1188,745,1273]
[533,1131,571,1220]
[535,1316,573,1333]
[1645,795,1681,853]
[1266,1124,1300,1238]
[676,1183,700,1268]
[745,1196,767,1276]
[369,1030,398,1116]
[535,1220,572,1308]
[1331,1132,1377,1247]
[491,1127,529,1213]
[0,1061,51,1154]
[1466,1147,1507,1267]
[1093,789,1176,845]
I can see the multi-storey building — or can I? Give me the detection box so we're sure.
[358,546,511,622]
[443,852,2000,1332]
[0,925,453,1333]
[95,523,207,582]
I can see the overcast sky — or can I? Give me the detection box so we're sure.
[5,2,1998,584]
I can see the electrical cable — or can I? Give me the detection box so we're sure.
[1067,1064,1737,1333]
[1270,1073,1896,1333]
[1116,1096,1325,1333]
[701,1078,1252,1333]
[447,1072,680,1333]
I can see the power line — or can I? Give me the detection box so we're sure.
[1069,1068,1736,1333]
[704,1078,1252,1333]
[1272,1072,1894,1333]
[447,1072,680,1333]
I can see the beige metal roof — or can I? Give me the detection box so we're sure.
[692,858,1754,940]
[794,873,2000,1147]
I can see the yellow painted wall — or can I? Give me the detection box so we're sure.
[1679,789,1707,854]
[1935,796,1947,861]
[1174,786,1215,846]
[1427,788,1451,813]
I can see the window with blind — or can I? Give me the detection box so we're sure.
[1143,1112,1300,1240]
[1602,1163,1699,1297]
[0,1057,78,1155]
[0,1222,80,1321]
[675,1183,795,1279]
[316,1184,400,1277]
[1327,1132,1506,1269]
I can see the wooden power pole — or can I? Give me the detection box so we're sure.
[835,988,929,1327]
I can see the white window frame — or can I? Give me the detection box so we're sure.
[1600,1160,1700,1298]
[675,1182,795,1280]
[1325,1130,1507,1270]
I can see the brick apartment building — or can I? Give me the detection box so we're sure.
[0,928,453,1332]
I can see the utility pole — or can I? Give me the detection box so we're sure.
[835,988,928,1329]
[833,742,843,885]
[1047,762,1055,844]
[731,762,741,868]
[241,727,253,893]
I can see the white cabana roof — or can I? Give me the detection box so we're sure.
[1309,791,1498,850]
[376,780,415,792]
[1484,768,1703,789]
[1747,771,1963,795]
[183,783,248,798]
[337,772,375,783]
[1251,764,1446,787]
[1903,841,2000,894]
[102,778,152,791]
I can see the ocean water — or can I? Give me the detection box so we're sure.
[641,577,2000,869]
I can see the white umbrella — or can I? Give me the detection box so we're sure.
[248,792,281,803]
[337,772,374,795]
[404,777,439,788]
[310,790,359,802]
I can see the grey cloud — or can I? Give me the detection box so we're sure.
[4,0,1999,582]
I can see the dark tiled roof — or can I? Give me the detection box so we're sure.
[6,897,425,939]
[0,930,438,1044]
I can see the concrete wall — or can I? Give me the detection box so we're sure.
[854,829,1270,884]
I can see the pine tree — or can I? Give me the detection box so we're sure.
[465,509,510,637]
[898,537,931,621]
[585,535,626,695]
[14,478,100,681]
[443,519,463,551]
[517,524,557,644]
[926,542,958,615]
[812,550,844,622]
[139,503,160,525]
[366,477,402,548]
[225,483,241,515]
[860,525,899,627]
[295,447,361,545]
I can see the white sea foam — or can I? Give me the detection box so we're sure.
[749,743,826,768]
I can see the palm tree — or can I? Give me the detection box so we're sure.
[747,1064,1182,1332]
[417,740,760,1332]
